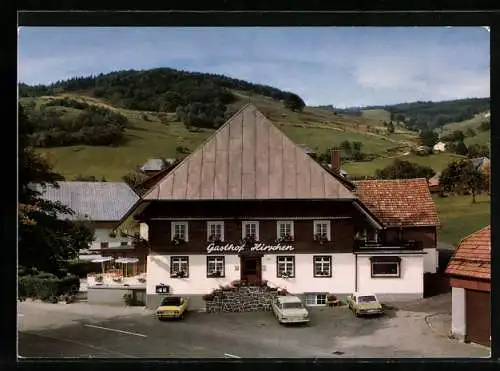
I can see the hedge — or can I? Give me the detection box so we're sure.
[18,273,80,302]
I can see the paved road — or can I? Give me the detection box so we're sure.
[18,296,490,359]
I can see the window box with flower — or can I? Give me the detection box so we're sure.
[314,233,329,245]
[172,270,187,278]
[208,234,223,244]
[207,270,223,278]
[172,235,186,246]
[278,234,294,243]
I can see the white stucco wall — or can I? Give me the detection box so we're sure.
[147,253,356,295]
[357,255,424,298]
[262,253,355,294]
[423,248,438,274]
[451,287,466,339]
[90,228,132,250]
[147,253,425,299]
[147,253,241,295]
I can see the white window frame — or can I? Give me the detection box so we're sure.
[305,293,328,306]
[242,221,259,240]
[170,256,189,278]
[207,256,225,277]
[313,220,331,241]
[371,261,400,278]
[171,221,189,242]
[276,220,294,239]
[207,221,225,241]
[313,256,332,277]
[276,256,295,278]
[363,228,379,242]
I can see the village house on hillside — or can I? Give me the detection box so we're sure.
[140,158,176,176]
[433,141,447,153]
[115,104,440,310]
[470,157,490,173]
[446,225,491,347]
[428,172,441,194]
[37,181,148,272]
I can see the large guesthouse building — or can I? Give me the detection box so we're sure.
[117,104,440,309]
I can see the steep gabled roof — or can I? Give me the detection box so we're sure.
[445,225,490,280]
[353,178,440,227]
[36,181,139,221]
[143,104,356,201]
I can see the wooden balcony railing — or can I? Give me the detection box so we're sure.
[354,239,423,250]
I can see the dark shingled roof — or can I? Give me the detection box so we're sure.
[36,181,139,221]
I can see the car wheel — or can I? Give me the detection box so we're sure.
[179,313,184,320]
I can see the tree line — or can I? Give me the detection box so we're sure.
[19,68,306,130]
[22,98,129,147]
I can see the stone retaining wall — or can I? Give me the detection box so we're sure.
[205,286,280,313]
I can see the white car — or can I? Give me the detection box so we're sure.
[271,295,310,325]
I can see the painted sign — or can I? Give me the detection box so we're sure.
[206,242,294,254]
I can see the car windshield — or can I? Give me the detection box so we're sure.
[358,295,377,304]
[161,297,182,306]
[282,302,304,309]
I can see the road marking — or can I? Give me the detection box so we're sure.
[20,331,136,358]
[84,324,147,338]
[224,353,241,358]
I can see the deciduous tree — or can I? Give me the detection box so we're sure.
[18,105,95,274]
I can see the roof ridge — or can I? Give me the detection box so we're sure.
[142,104,355,200]
[456,224,491,246]
[142,103,256,200]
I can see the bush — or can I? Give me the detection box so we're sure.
[18,273,80,302]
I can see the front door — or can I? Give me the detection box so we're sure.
[241,257,262,284]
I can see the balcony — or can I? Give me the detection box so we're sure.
[354,238,423,251]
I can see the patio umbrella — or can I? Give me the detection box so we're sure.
[91,256,114,274]
[115,257,139,277]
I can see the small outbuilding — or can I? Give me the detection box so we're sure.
[445,225,490,347]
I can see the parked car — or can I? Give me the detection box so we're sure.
[155,296,188,320]
[271,295,310,325]
[346,292,384,317]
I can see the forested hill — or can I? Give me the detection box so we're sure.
[316,97,490,132]
[19,68,305,129]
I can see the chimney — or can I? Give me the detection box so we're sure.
[331,148,341,175]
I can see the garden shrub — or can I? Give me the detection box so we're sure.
[18,273,80,302]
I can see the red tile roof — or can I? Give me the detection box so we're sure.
[353,178,440,227]
[446,225,491,280]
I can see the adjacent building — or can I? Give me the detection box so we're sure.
[38,181,147,271]
[446,225,491,347]
[116,104,440,309]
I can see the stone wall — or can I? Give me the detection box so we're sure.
[205,286,280,313]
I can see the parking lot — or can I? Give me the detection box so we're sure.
[18,294,490,359]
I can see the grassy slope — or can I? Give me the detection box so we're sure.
[28,92,421,181]
[342,153,464,177]
[360,108,391,122]
[441,112,489,134]
[433,194,490,246]
[441,112,491,147]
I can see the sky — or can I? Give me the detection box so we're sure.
[18,27,490,107]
